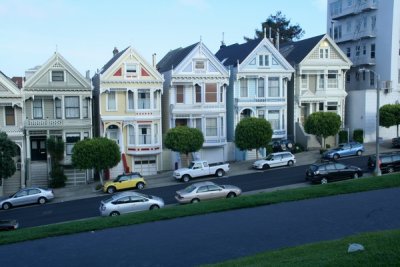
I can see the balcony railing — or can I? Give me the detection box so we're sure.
[24,118,92,128]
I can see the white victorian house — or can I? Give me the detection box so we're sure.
[157,41,229,168]
[0,71,24,196]
[23,52,93,187]
[92,47,164,177]
[281,34,352,149]
[216,36,294,161]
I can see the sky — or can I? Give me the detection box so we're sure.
[0,0,327,78]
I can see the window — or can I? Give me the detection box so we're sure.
[127,91,134,110]
[301,75,307,88]
[194,118,202,131]
[194,60,205,71]
[195,84,201,103]
[82,98,89,118]
[371,15,376,30]
[319,102,324,111]
[327,102,338,111]
[328,71,338,88]
[51,71,64,82]
[240,78,248,97]
[362,45,366,55]
[153,91,158,109]
[319,48,329,59]
[346,47,351,57]
[5,106,15,125]
[128,125,135,145]
[334,25,342,39]
[33,99,43,119]
[258,55,269,67]
[176,85,184,103]
[154,123,159,143]
[370,44,375,58]
[258,110,265,119]
[220,117,224,136]
[206,118,217,136]
[107,91,116,111]
[268,110,280,130]
[205,83,217,102]
[257,78,265,97]
[219,86,224,102]
[268,77,279,97]
[126,64,137,78]
[362,70,366,81]
[355,46,360,56]
[319,74,325,89]
[55,98,62,119]
[65,96,79,118]
[370,72,375,86]
[66,133,80,155]
[138,89,150,109]
[139,125,151,144]
[346,73,351,83]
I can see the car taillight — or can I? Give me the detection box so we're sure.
[378,159,382,168]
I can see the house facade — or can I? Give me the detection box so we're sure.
[0,71,24,196]
[327,0,400,142]
[157,42,229,168]
[216,36,294,160]
[92,47,164,177]
[281,34,352,149]
[23,52,93,188]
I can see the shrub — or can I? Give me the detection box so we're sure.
[49,165,67,188]
[292,143,304,154]
[353,129,364,143]
[338,130,348,143]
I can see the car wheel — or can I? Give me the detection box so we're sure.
[353,173,359,179]
[287,160,294,167]
[150,205,160,210]
[182,175,190,183]
[110,211,120,216]
[356,150,363,156]
[262,164,270,170]
[216,169,225,177]
[388,167,394,173]
[2,202,11,210]
[136,182,145,190]
[227,192,236,198]
[191,198,200,204]
[38,197,47,205]
[107,186,116,194]
[333,154,340,160]
[321,178,328,184]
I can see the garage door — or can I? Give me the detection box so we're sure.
[200,148,224,164]
[133,156,157,176]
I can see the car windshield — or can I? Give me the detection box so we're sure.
[308,164,319,172]
[181,185,197,193]
[265,154,274,160]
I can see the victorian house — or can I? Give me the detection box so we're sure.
[157,41,229,168]
[23,52,93,187]
[216,36,294,161]
[280,34,352,149]
[92,47,164,177]
[0,71,24,196]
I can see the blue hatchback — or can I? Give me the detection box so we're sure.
[322,142,365,160]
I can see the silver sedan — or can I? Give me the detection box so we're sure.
[99,191,164,217]
[0,187,54,210]
[175,181,242,204]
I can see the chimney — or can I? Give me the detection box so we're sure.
[113,47,119,56]
[86,70,90,80]
[220,32,226,49]
[275,30,280,50]
[152,53,157,68]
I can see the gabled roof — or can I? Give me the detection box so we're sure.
[0,70,21,95]
[215,38,261,66]
[279,34,325,66]
[156,42,198,73]
[100,47,129,74]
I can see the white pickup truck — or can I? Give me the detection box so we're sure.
[173,160,230,182]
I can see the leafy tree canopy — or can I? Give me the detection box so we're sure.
[164,126,204,156]
[380,104,400,137]
[235,117,273,152]
[244,11,305,43]
[0,132,18,185]
[304,112,341,148]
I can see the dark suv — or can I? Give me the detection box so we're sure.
[367,152,400,173]
[305,162,363,184]
[392,137,400,148]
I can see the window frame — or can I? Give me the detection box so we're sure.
[205,117,218,137]
[51,70,64,82]
[5,106,15,126]
[176,85,184,104]
[107,91,117,111]
[205,83,217,103]
[33,98,43,119]
[64,96,80,119]
[125,63,138,78]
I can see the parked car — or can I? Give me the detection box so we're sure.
[305,162,363,184]
[367,151,400,174]
[0,219,19,231]
[99,191,164,216]
[392,137,400,148]
[270,139,294,152]
[173,160,230,182]
[0,187,54,210]
[322,141,365,160]
[103,172,146,194]
[175,181,242,204]
[252,152,296,170]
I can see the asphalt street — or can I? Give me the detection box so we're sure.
[1,187,399,267]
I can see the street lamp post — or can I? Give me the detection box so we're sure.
[359,68,381,176]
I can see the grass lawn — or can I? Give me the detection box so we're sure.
[0,173,399,250]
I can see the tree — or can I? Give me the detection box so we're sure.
[234,117,273,159]
[0,132,17,186]
[244,11,305,43]
[47,137,67,188]
[304,112,341,149]
[380,104,400,137]
[72,137,121,183]
[164,126,204,166]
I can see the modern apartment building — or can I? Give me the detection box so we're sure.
[327,0,400,141]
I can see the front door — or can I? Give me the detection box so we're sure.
[31,137,47,161]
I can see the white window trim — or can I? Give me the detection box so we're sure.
[51,70,65,82]
[194,60,206,72]
[127,90,134,111]
[106,91,117,111]
[258,54,271,68]
[125,63,138,78]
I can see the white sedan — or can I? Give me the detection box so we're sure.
[0,187,54,210]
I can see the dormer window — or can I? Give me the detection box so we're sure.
[126,64,138,78]
[194,60,205,71]
[52,71,64,82]
[258,54,270,67]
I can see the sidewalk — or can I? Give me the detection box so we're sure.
[52,140,397,203]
